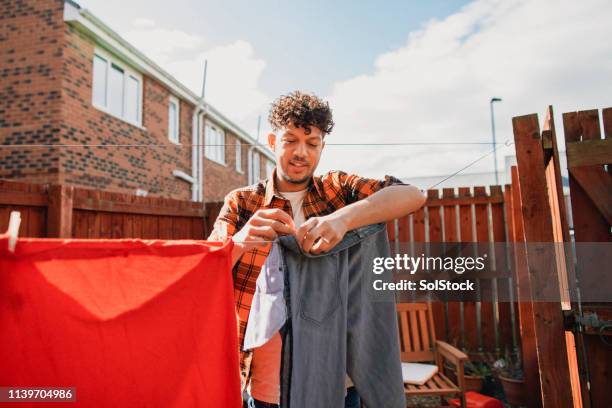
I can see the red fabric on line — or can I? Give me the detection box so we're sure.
[0,234,241,408]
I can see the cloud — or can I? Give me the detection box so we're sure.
[196,41,269,126]
[319,0,612,184]
[132,18,155,29]
[124,23,204,58]
[122,21,270,135]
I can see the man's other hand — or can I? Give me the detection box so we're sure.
[296,213,348,254]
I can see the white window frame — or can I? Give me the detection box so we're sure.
[91,48,143,128]
[168,95,180,144]
[205,121,226,165]
[235,139,242,173]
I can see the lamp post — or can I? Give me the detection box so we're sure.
[490,97,502,185]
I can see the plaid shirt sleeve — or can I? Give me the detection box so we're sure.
[207,190,241,241]
[332,170,409,205]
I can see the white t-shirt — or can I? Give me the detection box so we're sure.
[279,189,307,227]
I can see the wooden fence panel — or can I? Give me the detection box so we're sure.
[442,188,461,348]
[427,190,445,341]
[0,181,207,240]
[458,187,477,352]
[491,185,507,355]
[381,184,516,356]
[563,107,612,408]
[204,202,225,237]
[474,186,492,354]
[503,184,519,358]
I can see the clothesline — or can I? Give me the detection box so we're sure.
[1,139,514,238]
[0,141,509,148]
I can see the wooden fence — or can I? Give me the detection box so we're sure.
[511,105,612,408]
[385,186,519,358]
[0,180,207,239]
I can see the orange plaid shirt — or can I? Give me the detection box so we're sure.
[207,168,406,392]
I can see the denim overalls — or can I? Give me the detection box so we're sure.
[278,223,405,408]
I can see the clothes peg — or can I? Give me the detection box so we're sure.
[7,211,21,253]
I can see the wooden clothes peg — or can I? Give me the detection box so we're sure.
[7,211,21,253]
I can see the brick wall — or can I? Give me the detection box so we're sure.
[0,0,65,184]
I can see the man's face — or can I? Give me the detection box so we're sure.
[268,122,325,185]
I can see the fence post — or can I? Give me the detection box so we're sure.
[512,114,574,407]
[510,166,542,408]
[47,184,74,238]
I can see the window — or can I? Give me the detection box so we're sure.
[125,75,140,124]
[91,50,142,126]
[108,63,124,117]
[168,96,180,144]
[205,121,226,165]
[266,160,274,178]
[92,55,107,106]
[253,152,261,181]
[235,140,242,172]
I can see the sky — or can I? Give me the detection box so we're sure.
[76,0,612,183]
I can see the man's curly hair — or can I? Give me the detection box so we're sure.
[268,91,334,135]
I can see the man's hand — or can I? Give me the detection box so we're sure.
[296,184,425,255]
[231,208,296,265]
[296,212,348,254]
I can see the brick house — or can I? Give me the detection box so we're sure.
[0,0,275,203]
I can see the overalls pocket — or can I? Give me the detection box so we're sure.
[298,253,342,325]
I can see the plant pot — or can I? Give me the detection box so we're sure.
[499,375,526,406]
[445,364,484,392]
[465,374,484,392]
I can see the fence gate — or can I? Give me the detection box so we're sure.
[513,106,612,408]
[561,108,612,408]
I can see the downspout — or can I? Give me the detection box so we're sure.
[198,60,208,203]
[199,103,207,203]
[191,108,200,202]
[190,99,207,202]
[247,147,253,185]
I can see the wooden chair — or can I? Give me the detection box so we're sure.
[397,302,467,407]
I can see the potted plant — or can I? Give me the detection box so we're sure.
[463,360,491,392]
[443,359,491,393]
[491,352,526,407]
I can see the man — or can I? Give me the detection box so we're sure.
[208,91,426,407]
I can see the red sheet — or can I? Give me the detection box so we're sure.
[0,234,241,407]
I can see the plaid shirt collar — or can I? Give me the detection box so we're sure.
[263,167,326,206]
